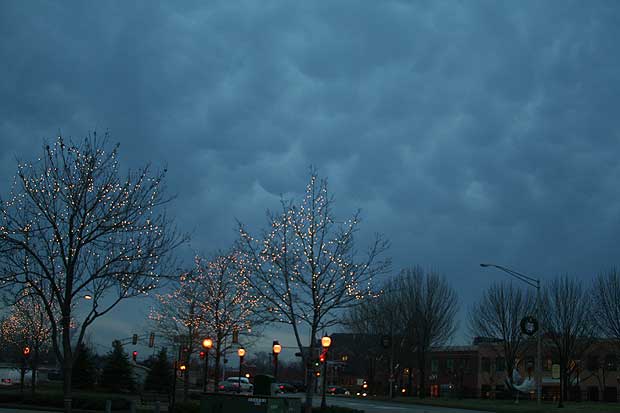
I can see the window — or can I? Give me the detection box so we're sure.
[606,355,617,371]
[544,359,552,371]
[496,357,506,373]
[431,359,439,374]
[446,359,454,371]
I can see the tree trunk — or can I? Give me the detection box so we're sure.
[63,358,73,413]
[20,364,25,396]
[558,363,565,408]
[213,344,221,392]
[62,314,73,413]
[304,356,315,413]
[183,366,190,401]
[419,367,426,398]
[31,345,39,396]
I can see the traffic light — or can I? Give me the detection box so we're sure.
[314,360,320,368]
[23,346,31,358]
[132,334,138,345]
[148,332,155,348]
[132,351,138,361]
[315,371,321,377]
[319,354,326,363]
[199,351,206,360]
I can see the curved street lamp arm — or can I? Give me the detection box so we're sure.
[480,263,539,289]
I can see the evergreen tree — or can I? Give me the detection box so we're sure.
[101,341,135,392]
[145,348,172,394]
[72,343,98,389]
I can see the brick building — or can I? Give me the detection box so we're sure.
[328,333,620,401]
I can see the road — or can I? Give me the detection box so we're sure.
[0,397,492,413]
[313,396,492,413]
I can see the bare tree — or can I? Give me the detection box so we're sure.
[238,171,390,411]
[468,282,534,387]
[0,135,183,413]
[541,276,595,407]
[345,289,401,395]
[593,268,620,344]
[394,267,458,398]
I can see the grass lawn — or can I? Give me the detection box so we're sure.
[392,397,620,413]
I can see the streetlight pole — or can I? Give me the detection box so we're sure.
[237,348,246,393]
[480,263,542,406]
[273,341,282,381]
[320,335,332,411]
[202,338,213,393]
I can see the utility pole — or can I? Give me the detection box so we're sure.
[480,263,542,406]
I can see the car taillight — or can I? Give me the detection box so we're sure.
[279,385,284,389]
[329,387,335,392]
[219,385,224,390]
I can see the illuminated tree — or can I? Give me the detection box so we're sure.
[0,289,52,395]
[150,269,206,401]
[150,252,262,396]
[238,171,390,411]
[0,134,183,413]
[196,252,263,391]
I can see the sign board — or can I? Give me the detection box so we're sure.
[552,364,560,379]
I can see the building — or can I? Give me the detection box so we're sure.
[328,333,620,402]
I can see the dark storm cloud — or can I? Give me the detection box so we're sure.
[2,0,620,344]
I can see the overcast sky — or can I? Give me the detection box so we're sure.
[1,1,620,355]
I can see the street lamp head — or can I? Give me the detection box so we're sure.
[238,347,246,358]
[321,335,331,349]
[202,338,213,350]
[84,294,93,300]
[272,341,282,355]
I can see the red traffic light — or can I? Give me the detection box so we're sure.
[23,346,31,357]
[132,351,138,361]
[199,351,206,359]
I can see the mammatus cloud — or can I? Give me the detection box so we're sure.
[1,0,619,347]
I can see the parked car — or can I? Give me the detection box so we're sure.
[222,377,253,393]
[217,380,236,392]
[327,385,349,395]
[274,382,297,393]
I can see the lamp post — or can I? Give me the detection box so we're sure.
[272,341,282,380]
[480,263,542,406]
[320,335,331,410]
[202,338,213,393]
[237,347,246,393]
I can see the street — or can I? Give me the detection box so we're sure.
[312,396,491,413]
